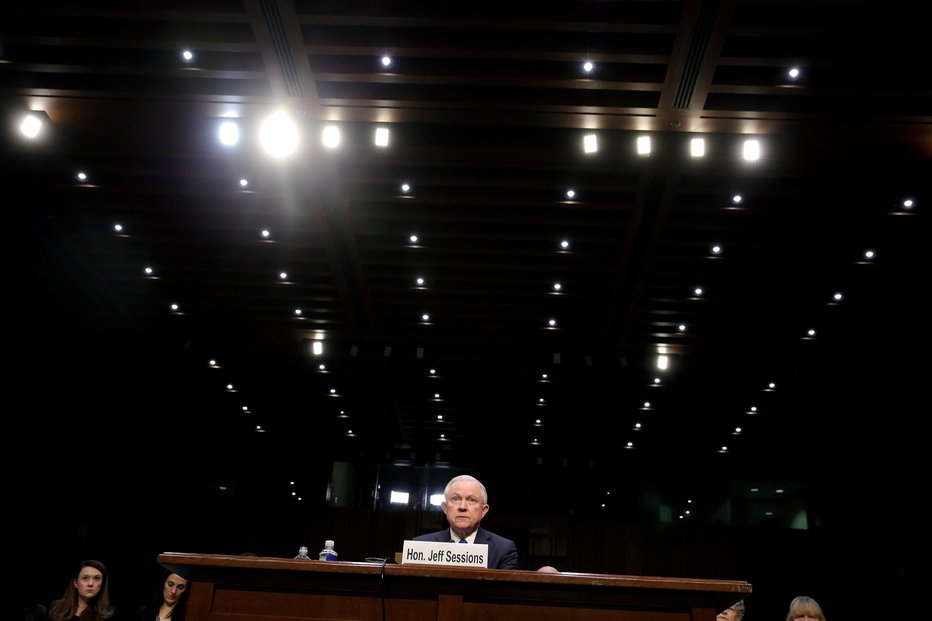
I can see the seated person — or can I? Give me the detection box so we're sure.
[717,600,745,621]
[414,474,518,569]
[786,595,826,621]
[136,571,189,621]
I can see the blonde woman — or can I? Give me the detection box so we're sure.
[786,595,826,621]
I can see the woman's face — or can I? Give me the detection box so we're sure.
[163,574,188,607]
[74,566,104,602]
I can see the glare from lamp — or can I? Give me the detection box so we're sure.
[742,139,761,161]
[690,137,705,157]
[322,125,340,149]
[583,133,598,153]
[637,135,651,155]
[218,120,239,146]
[259,111,299,158]
[19,113,43,139]
[312,341,323,356]
[374,126,390,147]
[657,354,668,370]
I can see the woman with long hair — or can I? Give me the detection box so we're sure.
[135,571,189,621]
[47,560,114,621]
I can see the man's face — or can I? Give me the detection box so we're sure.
[442,479,489,537]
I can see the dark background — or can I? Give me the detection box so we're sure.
[4,2,927,619]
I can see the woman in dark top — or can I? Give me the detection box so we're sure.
[135,572,188,621]
[47,559,114,621]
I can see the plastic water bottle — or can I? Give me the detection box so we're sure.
[318,539,338,561]
[295,546,310,559]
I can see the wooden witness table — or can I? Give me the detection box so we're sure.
[158,552,751,621]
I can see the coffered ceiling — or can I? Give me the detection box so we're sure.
[5,1,928,505]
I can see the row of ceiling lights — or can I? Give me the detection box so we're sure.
[11,96,918,467]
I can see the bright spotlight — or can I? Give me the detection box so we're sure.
[218,121,240,146]
[322,125,341,148]
[259,111,299,158]
[374,126,390,147]
[637,135,651,155]
[690,137,705,157]
[19,114,43,139]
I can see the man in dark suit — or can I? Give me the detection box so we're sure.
[414,474,519,569]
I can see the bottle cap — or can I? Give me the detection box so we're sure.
[325,539,335,547]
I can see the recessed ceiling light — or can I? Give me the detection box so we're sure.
[409,234,419,244]
[374,126,390,147]
[732,194,743,204]
[565,189,576,199]
[637,135,651,155]
[76,171,87,181]
[583,133,598,153]
[218,120,239,146]
[787,66,800,79]
[260,229,270,238]
[259,111,299,158]
[559,239,570,250]
[239,178,248,187]
[180,49,194,63]
[401,183,411,193]
[19,113,44,139]
[321,125,340,148]
[690,137,705,157]
[743,139,761,161]
[710,244,723,255]
[582,60,594,73]
[380,55,392,67]
[693,286,704,296]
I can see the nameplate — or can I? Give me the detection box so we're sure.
[401,540,488,568]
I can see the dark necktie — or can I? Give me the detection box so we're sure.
[459,538,467,543]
